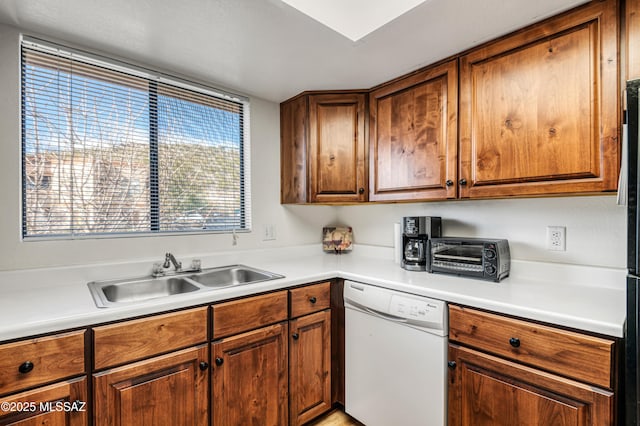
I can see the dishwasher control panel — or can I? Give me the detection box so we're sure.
[344,280,447,335]
[389,294,445,331]
[390,294,441,321]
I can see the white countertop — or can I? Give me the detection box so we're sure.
[0,245,627,341]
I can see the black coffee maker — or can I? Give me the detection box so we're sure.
[401,216,441,271]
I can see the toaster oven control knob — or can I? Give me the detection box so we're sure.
[485,265,496,275]
[484,249,496,260]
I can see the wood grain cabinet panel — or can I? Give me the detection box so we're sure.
[281,92,367,204]
[447,304,616,426]
[93,307,207,370]
[93,345,209,426]
[627,0,640,80]
[0,377,88,426]
[369,59,458,201]
[459,0,619,198]
[211,322,288,426]
[448,344,614,426]
[0,330,85,396]
[281,95,308,203]
[309,94,367,203]
[290,281,331,318]
[449,305,614,389]
[212,290,288,339]
[289,309,332,426]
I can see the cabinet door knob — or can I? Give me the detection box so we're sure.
[447,361,457,370]
[358,187,365,194]
[445,179,454,187]
[292,333,300,340]
[509,337,521,348]
[309,296,317,304]
[215,357,224,366]
[199,361,209,371]
[459,178,467,186]
[18,361,34,374]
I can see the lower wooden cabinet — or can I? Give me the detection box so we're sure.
[448,304,616,425]
[93,345,209,426]
[212,322,289,426]
[448,344,614,426]
[289,309,332,426]
[1,283,337,426]
[0,376,87,426]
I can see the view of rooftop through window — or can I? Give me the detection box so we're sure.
[21,41,250,238]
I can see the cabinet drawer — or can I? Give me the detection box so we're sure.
[448,305,614,388]
[0,376,87,425]
[93,307,207,370]
[289,282,331,318]
[213,291,288,339]
[0,330,85,396]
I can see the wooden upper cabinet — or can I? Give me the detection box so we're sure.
[459,0,619,198]
[281,95,308,203]
[627,0,640,80]
[369,59,458,201]
[281,92,367,203]
[308,93,367,202]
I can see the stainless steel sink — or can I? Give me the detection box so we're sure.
[188,265,284,288]
[88,277,200,308]
[88,264,284,308]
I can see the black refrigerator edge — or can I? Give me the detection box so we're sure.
[626,78,640,426]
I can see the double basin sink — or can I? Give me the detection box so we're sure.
[88,265,284,308]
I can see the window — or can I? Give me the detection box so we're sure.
[21,37,251,239]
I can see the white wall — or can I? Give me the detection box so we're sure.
[0,24,337,271]
[336,195,626,268]
[0,23,627,272]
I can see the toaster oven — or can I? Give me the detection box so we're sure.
[428,237,510,282]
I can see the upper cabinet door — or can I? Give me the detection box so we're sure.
[627,0,640,80]
[281,96,308,204]
[308,94,367,203]
[369,59,458,201]
[459,0,619,198]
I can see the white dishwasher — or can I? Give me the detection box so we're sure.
[344,280,447,426]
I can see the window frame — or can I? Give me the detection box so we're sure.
[20,36,252,240]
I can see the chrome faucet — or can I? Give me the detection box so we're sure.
[152,253,202,277]
[163,252,182,271]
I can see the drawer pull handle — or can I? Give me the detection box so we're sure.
[447,361,457,370]
[292,333,300,340]
[215,357,224,366]
[309,296,317,304]
[199,361,209,371]
[509,337,521,348]
[18,361,34,374]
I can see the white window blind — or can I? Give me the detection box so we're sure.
[21,38,251,239]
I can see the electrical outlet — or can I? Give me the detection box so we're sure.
[546,226,566,251]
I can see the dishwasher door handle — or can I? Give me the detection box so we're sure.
[355,305,409,324]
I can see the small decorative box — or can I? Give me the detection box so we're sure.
[322,226,353,253]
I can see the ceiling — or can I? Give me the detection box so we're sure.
[0,0,590,102]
